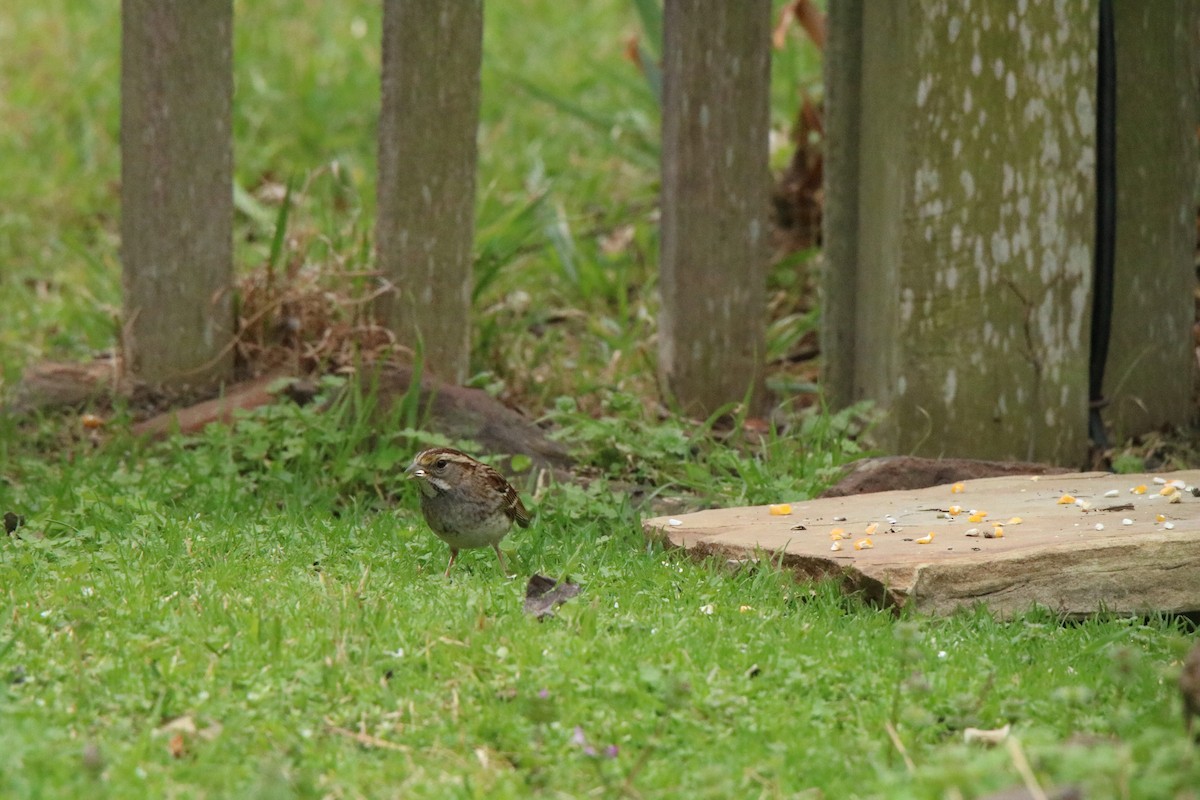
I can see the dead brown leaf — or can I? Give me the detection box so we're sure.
[523,574,581,620]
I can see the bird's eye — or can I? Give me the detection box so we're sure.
[434,459,448,470]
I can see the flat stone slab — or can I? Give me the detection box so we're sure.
[644,471,1200,617]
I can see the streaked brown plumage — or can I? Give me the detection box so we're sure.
[404,447,530,577]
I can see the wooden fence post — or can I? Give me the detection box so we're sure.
[375,0,483,385]
[659,0,772,417]
[121,0,235,389]
[1102,2,1199,440]
[824,0,1098,464]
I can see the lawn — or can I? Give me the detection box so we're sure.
[2,2,1198,798]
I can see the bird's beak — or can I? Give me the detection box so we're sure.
[404,463,425,479]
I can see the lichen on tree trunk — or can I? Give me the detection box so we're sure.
[827,0,1099,464]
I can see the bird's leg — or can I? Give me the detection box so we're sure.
[443,548,459,578]
[492,544,511,577]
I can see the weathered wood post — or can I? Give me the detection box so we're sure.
[823,0,1198,465]
[1103,2,1199,439]
[121,0,235,388]
[825,0,1099,464]
[659,0,772,417]
[375,0,483,385]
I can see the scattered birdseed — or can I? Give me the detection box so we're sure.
[1094,523,1104,531]
[1169,493,1183,504]
[853,538,874,550]
[1164,522,1176,530]
[948,505,963,515]
[916,532,935,544]
[951,482,965,493]
[1007,516,1023,525]
[864,522,878,535]
[1074,499,1092,511]
[830,541,842,552]
[964,528,980,537]
[668,518,683,527]
[1057,494,1075,505]
[1103,489,1120,498]
[1156,514,1166,523]
[1160,485,1178,497]
[1131,485,1148,495]
[968,513,986,523]
[1122,518,1133,526]
[699,604,714,615]
[769,504,792,516]
[829,528,846,541]
[832,515,847,522]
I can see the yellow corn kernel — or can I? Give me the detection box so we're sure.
[948,505,963,516]
[830,528,846,541]
[739,605,754,613]
[853,538,874,551]
[916,532,935,544]
[1131,485,1147,495]
[769,504,792,516]
[1007,516,1023,525]
[864,522,879,535]
[968,513,986,523]
[951,482,965,494]
[1156,514,1166,523]
[1057,494,1075,505]
[992,527,1005,538]
[1159,485,1177,497]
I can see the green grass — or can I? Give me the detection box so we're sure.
[3,393,1198,798]
[2,1,1199,797]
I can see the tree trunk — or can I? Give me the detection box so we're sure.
[1102,2,1199,439]
[121,0,234,389]
[825,0,1098,464]
[659,0,772,417]
[375,0,483,385]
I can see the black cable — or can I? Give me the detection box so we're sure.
[1088,0,1116,457]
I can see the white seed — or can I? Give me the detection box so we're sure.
[1094,523,1104,531]
[1164,522,1176,530]
[1153,477,1167,485]
[1122,518,1133,526]
[832,515,847,522]
[1103,489,1119,498]
[668,518,683,527]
